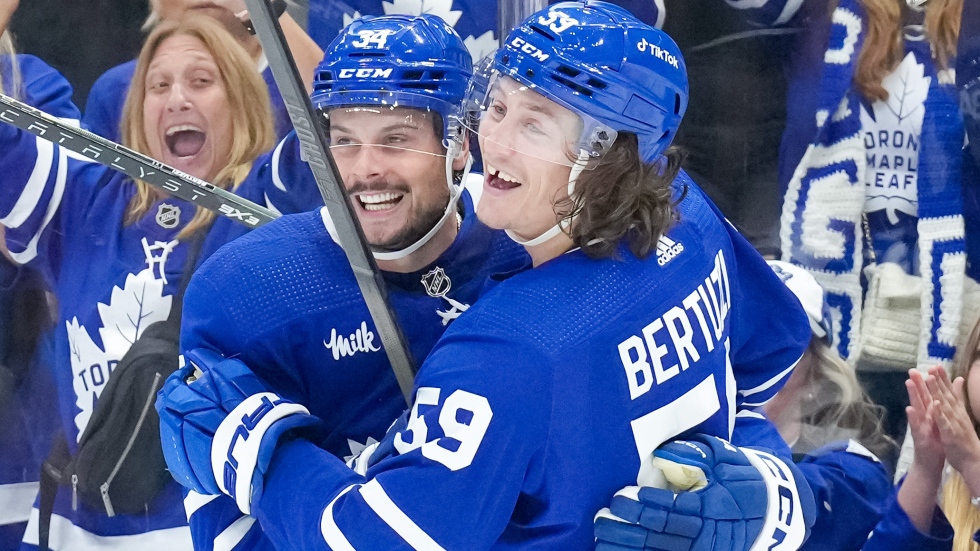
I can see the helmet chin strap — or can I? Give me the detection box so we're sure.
[371,140,472,262]
[506,150,590,247]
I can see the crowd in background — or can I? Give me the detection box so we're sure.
[0,0,978,549]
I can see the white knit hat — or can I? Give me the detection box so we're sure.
[767,260,832,342]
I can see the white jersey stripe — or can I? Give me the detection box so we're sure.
[271,138,287,192]
[737,354,801,398]
[360,479,446,551]
[10,147,69,264]
[0,481,38,524]
[0,137,53,227]
[319,484,358,551]
[214,516,256,551]
[21,508,192,551]
[183,491,219,521]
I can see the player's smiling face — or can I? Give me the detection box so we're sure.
[328,107,460,251]
[475,77,580,240]
[143,34,234,183]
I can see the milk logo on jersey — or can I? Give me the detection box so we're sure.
[656,235,684,266]
[421,267,470,325]
[155,203,181,229]
[323,321,382,360]
[65,238,177,439]
[351,29,395,49]
[860,51,930,224]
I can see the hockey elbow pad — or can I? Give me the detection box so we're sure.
[594,434,815,551]
[157,348,320,515]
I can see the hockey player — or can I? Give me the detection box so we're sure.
[0,16,315,551]
[83,0,322,142]
[173,14,528,550]
[158,3,816,549]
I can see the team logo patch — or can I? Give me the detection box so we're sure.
[421,267,452,298]
[156,203,181,229]
[656,235,684,266]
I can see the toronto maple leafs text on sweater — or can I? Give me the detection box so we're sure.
[859,42,933,272]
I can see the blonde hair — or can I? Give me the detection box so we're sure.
[801,339,896,460]
[0,31,21,99]
[853,0,962,102]
[938,317,980,550]
[121,15,274,239]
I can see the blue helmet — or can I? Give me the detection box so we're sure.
[311,14,473,144]
[492,1,688,163]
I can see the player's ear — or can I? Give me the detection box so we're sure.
[451,131,470,171]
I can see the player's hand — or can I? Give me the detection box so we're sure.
[156,348,320,515]
[594,434,814,551]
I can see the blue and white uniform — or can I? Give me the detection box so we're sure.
[0,55,75,551]
[83,59,292,142]
[0,265,59,551]
[0,60,318,550]
[234,173,811,550]
[179,184,528,550]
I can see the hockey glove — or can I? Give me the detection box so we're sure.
[156,348,319,515]
[594,434,814,551]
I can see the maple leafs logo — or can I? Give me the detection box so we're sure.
[382,0,462,26]
[343,10,364,28]
[464,31,497,64]
[65,268,173,439]
[860,52,930,225]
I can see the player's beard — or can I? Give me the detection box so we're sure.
[359,183,451,253]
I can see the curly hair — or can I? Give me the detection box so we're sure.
[558,133,684,260]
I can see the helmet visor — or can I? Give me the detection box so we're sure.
[461,62,617,169]
[322,105,455,160]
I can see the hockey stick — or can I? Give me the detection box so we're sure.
[243,0,417,405]
[0,93,278,229]
[497,0,546,47]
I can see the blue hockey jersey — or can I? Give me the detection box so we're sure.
[0,59,319,550]
[241,173,811,550]
[82,58,292,143]
[179,189,529,550]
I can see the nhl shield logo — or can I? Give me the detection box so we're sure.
[156,203,181,229]
[421,267,452,298]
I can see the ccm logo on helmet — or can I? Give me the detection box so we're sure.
[338,68,394,79]
[637,39,679,69]
[509,37,550,63]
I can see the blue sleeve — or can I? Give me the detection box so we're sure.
[81,61,132,141]
[254,335,551,550]
[861,488,953,551]
[717,190,811,408]
[185,490,278,551]
[243,131,324,216]
[796,442,894,551]
[0,55,103,275]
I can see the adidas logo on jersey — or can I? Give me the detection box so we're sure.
[656,235,684,266]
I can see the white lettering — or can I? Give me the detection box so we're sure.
[619,335,653,400]
[323,321,382,360]
[663,306,699,370]
[641,318,677,385]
